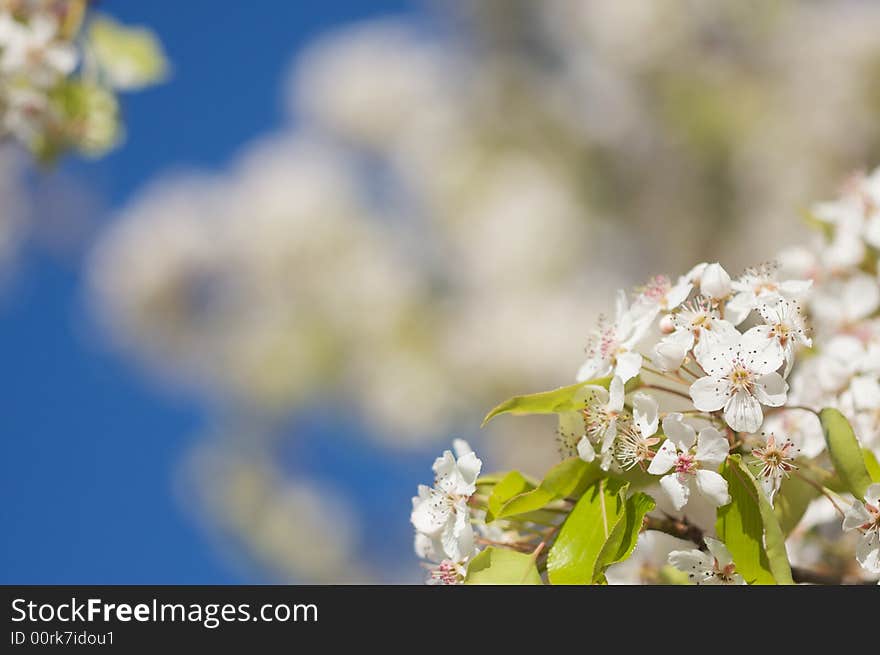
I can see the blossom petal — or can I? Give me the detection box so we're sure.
[455,452,482,493]
[701,263,731,299]
[690,376,729,412]
[577,436,596,463]
[659,473,690,510]
[647,439,678,475]
[661,413,696,450]
[697,339,739,377]
[695,469,730,507]
[411,490,449,535]
[653,329,692,372]
[842,500,872,531]
[633,392,659,437]
[695,428,729,469]
[865,483,880,508]
[615,351,642,383]
[703,537,734,569]
[608,375,625,412]
[741,325,784,374]
[855,531,880,573]
[665,281,692,310]
[668,549,713,583]
[753,372,788,407]
[726,291,756,326]
[724,390,764,432]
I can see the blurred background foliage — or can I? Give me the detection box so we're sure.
[4,0,880,583]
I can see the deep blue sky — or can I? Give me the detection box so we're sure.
[0,0,433,584]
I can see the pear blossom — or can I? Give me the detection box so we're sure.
[652,296,738,371]
[725,263,812,326]
[612,392,659,471]
[411,442,482,563]
[750,432,798,504]
[760,409,825,459]
[414,532,473,585]
[700,263,731,300]
[556,378,623,465]
[647,415,730,510]
[841,483,880,574]
[668,537,745,585]
[576,290,657,384]
[0,12,77,87]
[578,376,625,466]
[638,274,691,312]
[690,329,787,432]
[753,297,811,376]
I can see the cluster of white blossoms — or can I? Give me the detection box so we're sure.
[414,181,880,581]
[410,440,483,584]
[0,0,165,161]
[778,168,880,460]
[568,260,809,507]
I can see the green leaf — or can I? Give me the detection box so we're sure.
[89,15,169,90]
[773,473,819,536]
[593,492,655,581]
[482,376,629,426]
[864,449,880,483]
[547,478,628,585]
[464,547,543,585]
[716,455,793,585]
[486,471,535,522]
[820,408,872,498]
[495,457,602,520]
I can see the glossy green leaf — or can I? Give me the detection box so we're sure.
[495,457,601,520]
[820,408,872,498]
[90,15,169,90]
[593,492,655,581]
[716,455,792,585]
[864,449,880,483]
[773,473,819,536]
[482,376,629,426]
[547,478,628,585]
[486,471,535,522]
[464,547,543,585]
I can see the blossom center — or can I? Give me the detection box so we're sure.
[674,453,696,474]
[769,322,790,346]
[431,560,462,585]
[642,275,671,302]
[728,364,755,392]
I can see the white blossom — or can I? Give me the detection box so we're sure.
[690,328,787,432]
[647,415,730,510]
[700,262,732,300]
[576,290,657,384]
[750,432,798,504]
[638,274,692,312]
[0,12,77,87]
[652,297,738,371]
[725,263,812,326]
[754,297,811,377]
[668,537,745,585]
[411,443,482,563]
[842,483,880,574]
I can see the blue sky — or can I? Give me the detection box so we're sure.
[0,0,428,584]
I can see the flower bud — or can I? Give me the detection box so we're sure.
[701,262,731,299]
[659,314,676,334]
